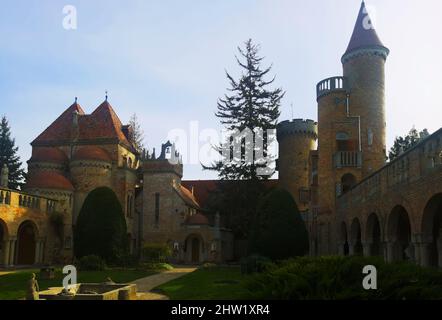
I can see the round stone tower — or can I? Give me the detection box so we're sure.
[341,1,389,175]
[277,119,317,212]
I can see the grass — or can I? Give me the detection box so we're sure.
[0,268,156,300]
[156,266,252,300]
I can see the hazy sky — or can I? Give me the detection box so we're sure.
[1,0,441,180]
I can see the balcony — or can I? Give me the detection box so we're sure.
[316,76,347,100]
[334,151,362,168]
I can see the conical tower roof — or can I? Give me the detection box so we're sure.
[344,1,388,56]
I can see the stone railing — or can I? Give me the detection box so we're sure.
[316,76,347,100]
[337,128,442,209]
[0,187,57,214]
[334,151,362,168]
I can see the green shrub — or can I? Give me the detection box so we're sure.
[74,187,128,263]
[139,262,174,271]
[142,243,172,262]
[240,255,272,275]
[114,253,140,268]
[78,255,106,271]
[248,188,309,260]
[243,256,442,300]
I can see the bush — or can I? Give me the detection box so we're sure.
[240,255,272,275]
[114,253,140,268]
[74,187,128,263]
[142,243,172,262]
[243,256,442,300]
[248,188,309,260]
[78,255,106,271]
[139,262,174,271]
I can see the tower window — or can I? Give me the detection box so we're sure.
[154,193,160,226]
[336,132,356,151]
[341,173,357,194]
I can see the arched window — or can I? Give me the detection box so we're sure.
[336,132,357,151]
[341,173,357,194]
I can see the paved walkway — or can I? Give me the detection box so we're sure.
[132,266,197,300]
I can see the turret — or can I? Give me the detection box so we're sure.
[314,1,389,255]
[277,119,317,212]
[342,1,389,175]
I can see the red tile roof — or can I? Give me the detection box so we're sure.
[174,184,200,209]
[32,100,133,150]
[29,147,68,164]
[26,171,74,191]
[72,146,112,162]
[186,213,209,225]
[32,102,85,144]
[181,179,279,209]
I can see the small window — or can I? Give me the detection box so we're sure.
[155,193,160,226]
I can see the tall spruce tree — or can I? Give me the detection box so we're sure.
[204,39,285,239]
[0,116,25,189]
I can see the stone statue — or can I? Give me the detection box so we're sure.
[104,277,115,285]
[26,273,40,300]
[0,164,8,188]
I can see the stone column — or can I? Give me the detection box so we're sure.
[337,242,345,256]
[386,241,396,263]
[437,234,442,268]
[411,233,422,266]
[348,241,355,255]
[34,241,41,264]
[8,237,17,266]
[362,242,371,257]
[2,239,9,267]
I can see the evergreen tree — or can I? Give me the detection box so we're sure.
[0,116,25,189]
[204,39,284,239]
[206,39,284,180]
[129,113,145,152]
[388,127,428,161]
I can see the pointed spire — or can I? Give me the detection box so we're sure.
[343,1,389,56]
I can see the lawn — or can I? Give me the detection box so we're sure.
[155,266,252,300]
[0,268,155,300]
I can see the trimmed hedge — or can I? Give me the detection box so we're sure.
[248,188,309,260]
[78,255,106,271]
[142,243,172,262]
[243,256,442,300]
[74,187,128,263]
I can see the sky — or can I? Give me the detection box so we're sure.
[0,0,441,180]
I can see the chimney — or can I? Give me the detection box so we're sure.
[1,164,9,188]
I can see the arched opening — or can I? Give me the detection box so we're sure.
[387,206,412,262]
[340,222,349,256]
[341,173,357,194]
[422,193,442,268]
[366,213,382,256]
[350,218,363,255]
[185,234,203,264]
[17,221,38,265]
[0,219,8,265]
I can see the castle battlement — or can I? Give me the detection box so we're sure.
[277,119,318,141]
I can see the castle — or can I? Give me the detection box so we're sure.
[0,2,441,268]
